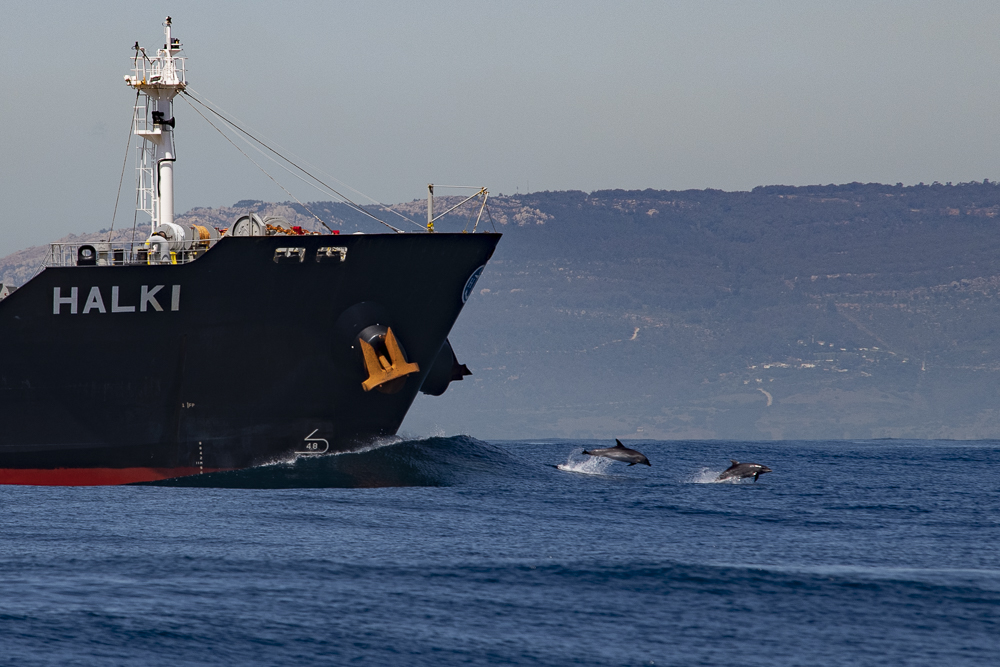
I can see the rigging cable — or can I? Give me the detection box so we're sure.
[108,89,140,242]
[486,205,498,233]
[184,88,422,229]
[180,94,350,230]
[181,90,412,232]
[178,95,337,232]
[182,90,407,231]
[129,207,140,256]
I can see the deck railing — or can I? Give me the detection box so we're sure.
[46,240,218,268]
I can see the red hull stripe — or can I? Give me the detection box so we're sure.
[0,467,223,486]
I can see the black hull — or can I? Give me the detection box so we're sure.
[0,233,499,484]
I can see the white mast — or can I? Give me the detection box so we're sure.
[124,17,186,244]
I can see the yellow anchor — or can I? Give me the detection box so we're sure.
[359,327,420,392]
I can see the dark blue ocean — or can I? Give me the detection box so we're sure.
[1,438,998,666]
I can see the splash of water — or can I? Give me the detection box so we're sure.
[253,434,405,469]
[339,433,405,455]
[151,435,517,489]
[556,450,618,475]
[688,467,736,484]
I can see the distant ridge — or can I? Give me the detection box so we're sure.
[7,182,1000,439]
[0,195,548,288]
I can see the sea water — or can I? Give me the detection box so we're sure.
[1,438,998,666]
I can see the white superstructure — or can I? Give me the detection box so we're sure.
[124,17,191,261]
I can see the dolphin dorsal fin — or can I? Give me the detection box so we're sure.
[615,439,626,448]
[730,459,740,465]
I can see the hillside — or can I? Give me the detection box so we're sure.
[5,182,1000,439]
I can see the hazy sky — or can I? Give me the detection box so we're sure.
[2,1,1000,256]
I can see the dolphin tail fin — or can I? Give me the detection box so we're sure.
[615,439,625,448]
[582,450,591,456]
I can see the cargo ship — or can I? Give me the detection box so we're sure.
[0,18,499,485]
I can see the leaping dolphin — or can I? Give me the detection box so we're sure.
[717,460,772,482]
[582,440,651,466]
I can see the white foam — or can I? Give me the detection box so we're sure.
[347,434,405,455]
[273,434,405,466]
[687,467,738,484]
[397,427,446,440]
[556,451,618,475]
